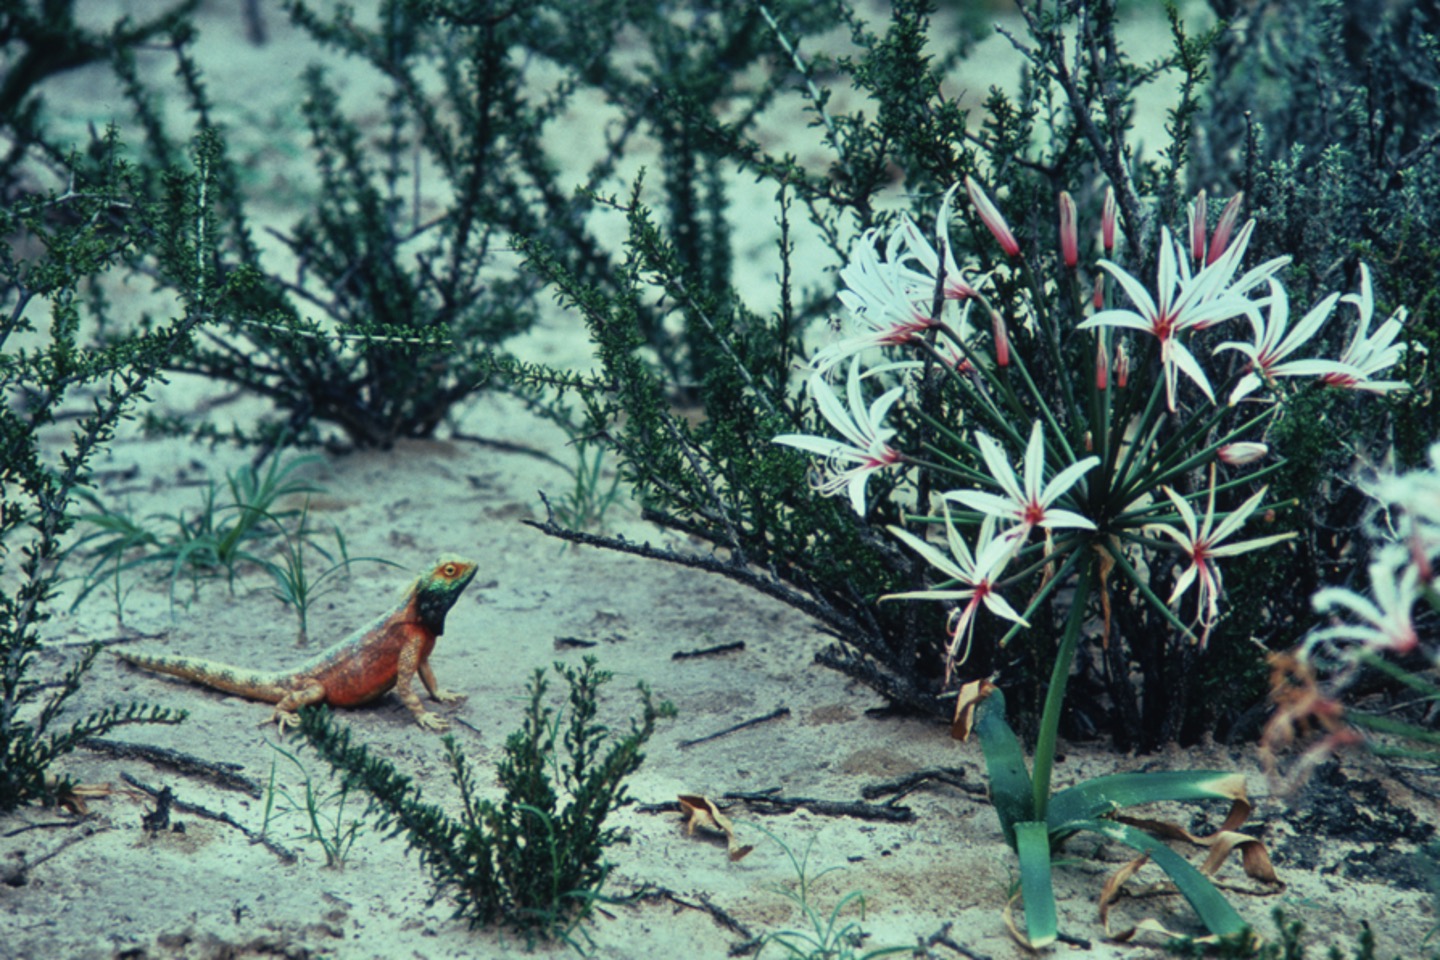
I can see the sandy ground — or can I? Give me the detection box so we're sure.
[4,2,1438,959]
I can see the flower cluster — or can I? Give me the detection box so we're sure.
[774,180,1410,683]
[1303,444,1440,665]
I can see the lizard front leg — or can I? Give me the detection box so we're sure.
[269,681,328,732]
[419,661,465,704]
[397,640,449,732]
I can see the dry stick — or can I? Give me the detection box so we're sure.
[678,707,790,749]
[555,636,599,649]
[0,824,108,887]
[641,886,758,948]
[722,790,915,823]
[860,766,987,801]
[922,922,995,960]
[50,630,166,648]
[121,773,296,864]
[672,640,745,660]
[82,737,263,798]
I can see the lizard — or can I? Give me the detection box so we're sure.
[116,556,479,732]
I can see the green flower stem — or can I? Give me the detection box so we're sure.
[915,336,1024,447]
[1002,326,1082,467]
[1117,402,1265,505]
[1107,366,1168,505]
[1355,649,1440,699]
[1139,408,1280,496]
[1112,464,1290,526]
[996,545,1088,649]
[1017,255,1080,426]
[1100,536,1198,640]
[905,447,990,486]
[1032,553,1096,820]
[1347,710,1440,747]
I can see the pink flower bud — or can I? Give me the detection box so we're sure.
[991,310,1010,368]
[1218,442,1268,465]
[965,176,1021,258]
[1188,190,1208,265]
[1101,186,1117,255]
[1092,273,1105,310]
[1058,190,1078,268]
[1114,340,1129,389]
[1095,339,1109,390]
[1207,192,1244,265]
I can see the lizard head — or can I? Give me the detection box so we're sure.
[413,556,479,632]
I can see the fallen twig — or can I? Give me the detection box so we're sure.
[49,630,166,648]
[672,640,745,660]
[679,707,790,749]
[82,737,262,797]
[0,823,107,887]
[639,886,758,955]
[121,773,296,863]
[554,636,599,649]
[922,921,995,960]
[722,789,915,823]
[861,766,986,801]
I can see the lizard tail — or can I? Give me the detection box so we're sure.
[115,650,290,704]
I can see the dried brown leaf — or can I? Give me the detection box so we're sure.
[950,678,996,741]
[677,794,754,862]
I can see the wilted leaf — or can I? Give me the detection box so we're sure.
[950,678,996,740]
[677,794,754,862]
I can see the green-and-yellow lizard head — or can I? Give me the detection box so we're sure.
[413,555,479,632]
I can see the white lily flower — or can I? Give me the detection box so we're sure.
[1306,547,1420,657]
[943,421,1099,547]
[1081,219,1289,411]
[1319,264,1408,394]
[773,357,904,516]
[1217,278,1350,403]
[814,216,979,374]
[884,512,1027,682]
[1149,480,1294,645]
[900,183,982,301]
[1080,225,1265,411]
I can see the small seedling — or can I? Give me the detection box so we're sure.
[261,740,366,869]
[70,455,320,612]
[551,438,626,532]
[262,501,397,645]
[754,824,911,960]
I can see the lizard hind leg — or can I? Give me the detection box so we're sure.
[269,681,329,732]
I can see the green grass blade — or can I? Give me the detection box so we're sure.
[1015,820,1058,948]
[1067,818,1248,938]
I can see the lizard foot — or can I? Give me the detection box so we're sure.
[430,689,466,704]
[274,710,302,732]
[416,712,450,733]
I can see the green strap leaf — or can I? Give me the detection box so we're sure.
[1015,821,1059,948]
[972,688,1034,848]
[1063,818,1249,939]
[1048,770,1247,828]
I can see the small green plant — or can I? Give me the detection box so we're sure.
[262,502,398,645]
[549,439,626,533]
[70,455,320,612]
[297,657,674,943]
[754,825,911,960]
[260,740,367,868]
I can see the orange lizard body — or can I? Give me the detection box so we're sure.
[117,556,478,732]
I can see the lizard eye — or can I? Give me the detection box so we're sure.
[442,563,458,578]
